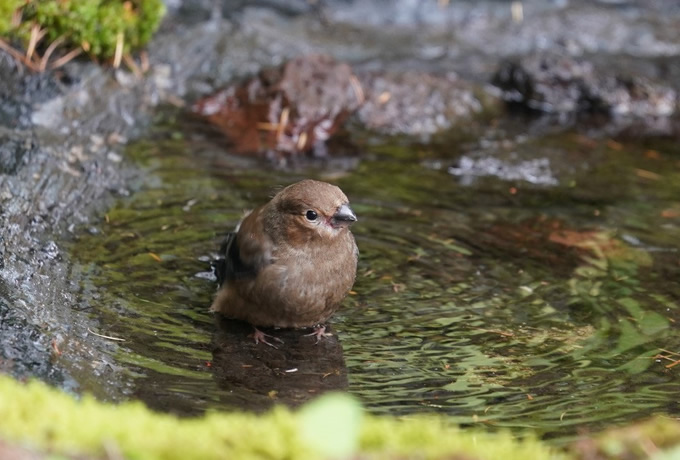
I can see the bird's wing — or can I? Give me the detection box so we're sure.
[215,207,272,286]
[214,232,238,286]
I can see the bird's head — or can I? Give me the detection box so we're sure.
[274,179,357,244]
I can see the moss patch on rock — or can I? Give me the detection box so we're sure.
[0,375,558,460]
[1,0,165,60]
[566,417,680,460]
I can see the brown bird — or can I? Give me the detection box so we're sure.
[211,179,358,346]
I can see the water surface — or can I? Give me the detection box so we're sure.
[69,113,680,442]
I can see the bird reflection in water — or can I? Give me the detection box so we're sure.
[210,316,348,411]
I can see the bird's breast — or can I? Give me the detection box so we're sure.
[265,241,355,315]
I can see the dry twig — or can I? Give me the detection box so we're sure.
[49,46,83,69]
[0,38,39,71]
[87,328,126,342]
[39,35,66,71]
[113,31,124,68]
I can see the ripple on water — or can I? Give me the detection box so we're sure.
[69,121,680,442]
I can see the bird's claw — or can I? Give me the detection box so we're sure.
[304,325,333,344]
[250,328,283,348]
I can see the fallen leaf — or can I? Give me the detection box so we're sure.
[661,208,680,218]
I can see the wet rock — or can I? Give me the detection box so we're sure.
[0,55,62,130]
[193,56,498,152]
[193,54,363,156]
[0,279,66,384]
[0,129,36,175]
[439,127,592,187]
[0,51,160,396]
[492,53,678,122]
[356,71,494,136]
[448,155,558,186]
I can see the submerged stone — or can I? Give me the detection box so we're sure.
[448,154,558,186]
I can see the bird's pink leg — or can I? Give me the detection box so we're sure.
[250,327,283,348]
[304,324,333,343]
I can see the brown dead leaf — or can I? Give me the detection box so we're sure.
[549,229,652,267]
[549,230,605,249]
[661,208,680,218]
[575,134,598,149]
[606,139,623,150]
[644,149,661,159]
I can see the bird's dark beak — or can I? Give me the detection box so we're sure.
[331,204,357,228]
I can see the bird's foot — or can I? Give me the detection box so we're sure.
[304,324,333,344]
[250,327,283,348]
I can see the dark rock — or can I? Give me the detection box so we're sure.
[223,0,323,18]
[193,57,498,152]
[356,70,495,136]
[0,54,62,130]
[193,54,363,156]
[0,278,66,384]
[0,130,36,176]
[492,53,677,121]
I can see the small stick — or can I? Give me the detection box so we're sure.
[113,31,124,68]
[26,24,47,61]
[87,328,126,342]
[39,35,66,71]
[666,360,680,369]
[659,348,680,356]
[49,47,83,70]
[140,50,149,73]
[296,131,308,151]
[122,54,142,78]
[276,107,289,142]
[256,122,278,131]
[0,38,39,71]
[349,74,365,104]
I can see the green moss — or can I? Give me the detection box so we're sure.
[359,417,560,460]
[0,375,310,460]
[0,375,559,460]
[1,0,165,59]
[566,417,680,460]
[7,371,680,460]
[0,0,23,36]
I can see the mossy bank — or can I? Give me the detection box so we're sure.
[0,375,557,460]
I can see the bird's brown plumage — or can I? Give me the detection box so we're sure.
[211,180,358,328]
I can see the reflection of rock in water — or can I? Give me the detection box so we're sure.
[211,316,348,412]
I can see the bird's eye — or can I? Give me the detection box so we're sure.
[305,210,318,221]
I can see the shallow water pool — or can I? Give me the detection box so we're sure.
[68,113,680,442]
